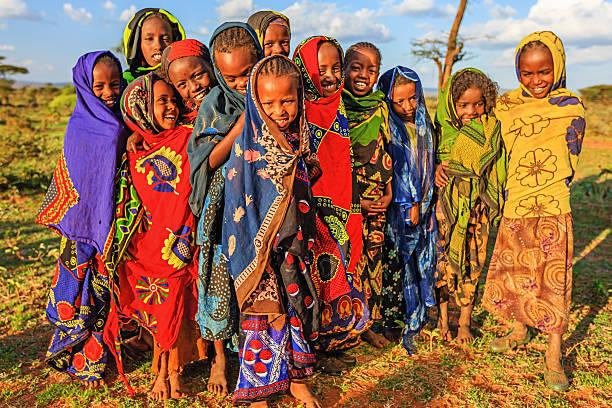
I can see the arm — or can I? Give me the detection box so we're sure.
[208,112,245,170]
[365,181,393,215]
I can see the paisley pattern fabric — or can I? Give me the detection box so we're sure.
[482,214,573,333]
[293,36,369,352]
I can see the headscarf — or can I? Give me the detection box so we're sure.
[293,36,363,294]
[378,66,435,218]
[188,22,262,216]
[122,8,185,82]
[160,39,215,123]
[496,31,585,218]
[435,68,506,284]
[247,10,291,49]
[222,55,319,336]
[36,51,128,254]
[342,88,389,167]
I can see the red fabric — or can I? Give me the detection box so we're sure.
[164,39,208,64]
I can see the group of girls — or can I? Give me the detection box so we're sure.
[36,5,585,406]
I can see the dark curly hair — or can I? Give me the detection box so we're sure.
[451,70,498,114]
[344,41,382,68]
[94,53,121,72]
[212,27,260,60]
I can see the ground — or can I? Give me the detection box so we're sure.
[0,88,609,407]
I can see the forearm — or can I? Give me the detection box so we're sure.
[208,113,245,170]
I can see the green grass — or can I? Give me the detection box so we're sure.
[0,88,610,407]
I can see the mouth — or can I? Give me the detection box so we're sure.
[237,88,247,96]
[530,86,548,95]
[102,98,116,108]
[163,112,177,122]
[321,80,337,93]
[193,89,208,101]
[353,80,368,91]
[461,117,476,124]
[273,118,289,129]
[151,52,162,63]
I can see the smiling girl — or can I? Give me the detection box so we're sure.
[247,10,291,57]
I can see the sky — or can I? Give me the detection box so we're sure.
[0,0,610,91]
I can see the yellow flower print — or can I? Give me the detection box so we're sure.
[509,115,550,137]
[233,206,246,223]
[516,194,562,217]
[515,148,557,187]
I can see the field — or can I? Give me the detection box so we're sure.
[0,86,610,407]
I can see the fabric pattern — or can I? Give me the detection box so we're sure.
[434,68,506,307]
[293,36,369,352]
[378,66,437,352]
[122,8,185,82]
[482,214,573,333]
[495,31,585,219]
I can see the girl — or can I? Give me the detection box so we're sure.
[36,50,127,388]
[104,73,206,400]
[341,42,393,349]
[223,54,321,408]
[188,22,262,396]
[293,36,368,374]
[247,10,291,57]
[434,68,506,343]
[483,31,585,392]
[378,67,437,353]
[122,7,185,83]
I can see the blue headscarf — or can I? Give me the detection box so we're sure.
[378,66,435,221]
[37,51,128,253]
[187,22,262,216]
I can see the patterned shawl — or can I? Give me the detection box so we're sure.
[342,89,390,168]
[435,68,506,279]
[222,55,319,334]
[122,8,185,82]
[293,36,363,298]
[36,51,128,254]
[495,31,585,218]
[187,22,262,216]
[378,66,435,218]
[247,10,291,50]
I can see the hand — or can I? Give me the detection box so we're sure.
[361,198,387,216]
[409,204,420,225]
[434,161,449,188]
[376,194,392,211]
[126,132,150,152]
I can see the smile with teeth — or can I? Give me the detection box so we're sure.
[103,99,115,107]
[193,90,207,100]
[152,53,162,62]
[163,112,176,121]
[354,81,367,88]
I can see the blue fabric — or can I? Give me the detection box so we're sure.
[378,66,437,353]
[45,51,127,253]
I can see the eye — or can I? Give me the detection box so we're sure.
[264,42,273,48]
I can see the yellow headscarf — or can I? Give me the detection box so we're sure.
[495,31,586,219]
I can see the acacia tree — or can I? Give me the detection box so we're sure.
[0,56,29,106]
[411,0,469,90]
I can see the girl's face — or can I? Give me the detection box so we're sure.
[518,46,554,99]
[317,42,342,97]
[256,74,299,132]
[263,24,290,57]
[168,56,213,108]
[92,61,122,109]
[215,47,258,96]
[140,16,173,67]
[455,87,485,124]
[344,47,379,97]
[153,79,178,130]
[391,82,417,123]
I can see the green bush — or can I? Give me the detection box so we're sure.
[579,85,612,103]
[48,92,76,113]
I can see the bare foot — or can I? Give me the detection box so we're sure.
[84,379,105,389]
[437,300,453,341]
[437,321,453,341]
[208,342,228,396]
[362,329,390,348]
[456,325,474,343]
[150,374,169,401]
[169,371,189,399]
[290,380,322,408]
[456,304,474,343]
[250,401,269,407]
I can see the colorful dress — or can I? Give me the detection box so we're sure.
[293,36,369,352]
[378,66,437,353]
[434,68,506,308]
[342,89,393,322]
[36,51,127,382]
[104,73,205,393]
[121,7,185,83]
[483,31,585,334]
[223,55,319,403]
[188,22,262,342]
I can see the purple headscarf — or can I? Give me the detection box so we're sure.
[37,50,128,253]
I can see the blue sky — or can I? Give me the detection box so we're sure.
[1,0,610,90]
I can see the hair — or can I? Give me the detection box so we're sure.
[521,40,549,53]
[393,74,414,88]
[258,56,300,81]
[94,53,121,72]
[213,27,260,59]
[344,42,382,67]
[451,70,499,114]
[142,12,173,32]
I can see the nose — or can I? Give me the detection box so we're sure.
[188,79,200,93]
[237,76,249,89]
[102,85,113,99]
[272,42,282,55]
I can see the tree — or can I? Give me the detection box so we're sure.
[410,0,469,90]
[0,56,29,106]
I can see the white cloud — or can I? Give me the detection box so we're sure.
[283,1,392,43]
[0,44,14,50]
[216,0,254,21]
[391,0,435,14]
[102,1,115,11]
[119,5,137,22]
[489,3,516,19]
[0,0,40,19]
[63,3,92,22]
[567,45,612,64]
[196,26,210,35]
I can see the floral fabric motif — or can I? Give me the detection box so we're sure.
[162,225,194,269]
[515,194,561,217]
[516,148,557,187]
[135,276,170,305]
[135,146,183,193]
